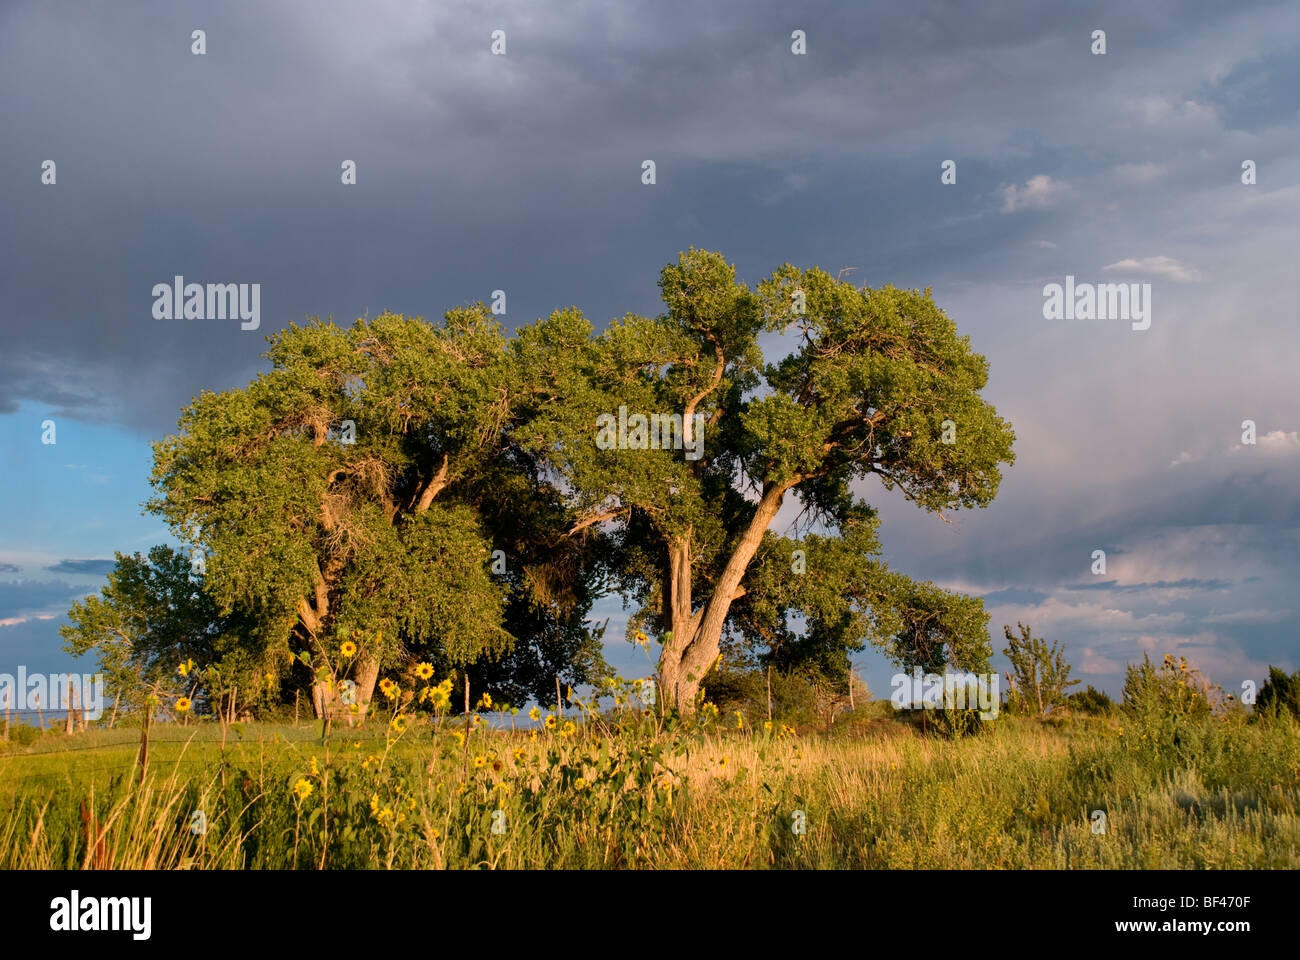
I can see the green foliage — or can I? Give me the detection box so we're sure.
[59,546,264,713]
[143,307,610,710]
[518,248,1015,709]
[1255,665,1300,722]
[1068,685,1116,716]
[3,723,41,747]
[1122,653,1214,723]
[1002,622,1079,717]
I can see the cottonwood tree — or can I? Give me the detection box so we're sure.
[1002,621,1079,716]
[521,249,1015,711]
[148,307,601,718]
[60,545,260,716]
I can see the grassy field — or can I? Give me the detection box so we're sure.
[2,703,1298,869]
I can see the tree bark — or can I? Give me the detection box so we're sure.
[658,482,790,712]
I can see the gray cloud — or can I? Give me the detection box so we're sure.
[2,0,1298,692]
[45,559,116,576]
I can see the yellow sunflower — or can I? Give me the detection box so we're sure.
[340,640,357,659]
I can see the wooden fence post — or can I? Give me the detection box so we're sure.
[137,701,151,786]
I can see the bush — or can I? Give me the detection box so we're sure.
[3,723,41,747]
[1069,685,1116,716]
[1122,654,1213,722]
[1255,666,1300,722]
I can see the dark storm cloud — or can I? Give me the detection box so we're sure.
[2,0,1298,689]
[0,580,89,622]
[3,0,1296,435]
[1063,578,1233,593]
[45,559,116,576]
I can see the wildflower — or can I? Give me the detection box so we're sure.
[415,662,434,680]
[763,720,774,732]
[390,714,408,734]
[734,711,744,729]
[474,755,487,768]
[491,758,504,773]
[544,714,557,730]
[175,697,192,714]
[452,731,465,746]
[528,730,538,741]
[513,747,526,762]
[561,721,576,738]
[178,659,194,678]
[307,757,319,776]
[369,794,379,815]
[574,777,588,790]
[477,692,493,710]
[376,807,395,827]
[529,706,541,722]
[378,678,396,698]
[352,740,361,749]
[340,640,357,659]
[292,778,313,800]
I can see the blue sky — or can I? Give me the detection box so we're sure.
[2,0,1298,701]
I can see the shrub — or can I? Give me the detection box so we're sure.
[1254,666,1300,722]
[2,723,41,747]
[1069,685,1116,716]
[1122,654,1213,722]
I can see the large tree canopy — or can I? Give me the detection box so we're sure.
[135,248,1013,718]
[147,307,605,717]
[518,248,1015,710]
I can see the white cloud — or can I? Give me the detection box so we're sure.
[1032,239,1057,249]
[999,174,1063,213]
[1100,255,1204,282]
[1257,430,1300,453]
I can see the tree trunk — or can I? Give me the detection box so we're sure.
[352,655,381,719]
[658,482,789,712]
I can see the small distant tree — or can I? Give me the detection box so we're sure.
[60,545,262,718]
[1254,666,1300,722]
[1002,622,1079,717]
